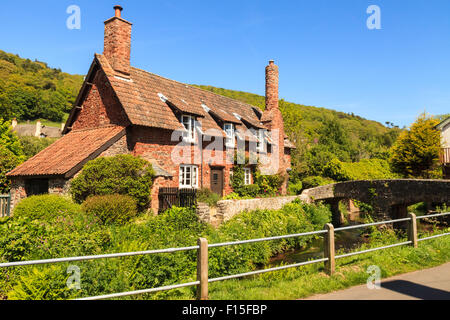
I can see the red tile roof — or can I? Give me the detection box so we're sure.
[7,126,126,178]
[95,54,267,134]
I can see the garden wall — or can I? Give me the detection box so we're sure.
[198,194,309,227]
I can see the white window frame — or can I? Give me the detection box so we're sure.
[179,165,199,189]
[181,115,196,143]
[256,129,266,153]
[224,123,235,148]
[244,168,252,185]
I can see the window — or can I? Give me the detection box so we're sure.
[25,179,49,196]
[179,165,199,188]
[244,168,252,185]
[224,123,235,147]
[181,115,196,143]
[256,129,266,152]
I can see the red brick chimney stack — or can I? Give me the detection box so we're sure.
[104,5,132,78]
[265,60,279,112]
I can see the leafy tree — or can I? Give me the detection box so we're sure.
[19,136,58,159]
[389,113,441,178]
[0,118,25,193]
[70,155,155,211]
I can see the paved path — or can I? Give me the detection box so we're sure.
[305,263,450,300]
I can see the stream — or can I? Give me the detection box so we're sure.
[267,218,447,267]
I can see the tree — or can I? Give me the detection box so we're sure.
[389,113,441,178]
[0,118,25,193]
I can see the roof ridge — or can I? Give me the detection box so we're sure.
[130,66,263,113]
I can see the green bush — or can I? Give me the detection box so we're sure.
[81,195,138,225]
[196,188,220,207]
[239,184,260,198]
[288,181,303,195]
[70,155,155,211]
[255,173,283,196]
[302,176,335,189]
[323,158,397,182]
[13,194,80,221]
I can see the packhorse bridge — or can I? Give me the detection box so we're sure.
[301,179,450,226]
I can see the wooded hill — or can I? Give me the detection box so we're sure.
[0,50,83,122]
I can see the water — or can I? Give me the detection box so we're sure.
[268,218,448,267]
[268,227,369,266]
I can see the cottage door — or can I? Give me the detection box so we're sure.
[210,169,224,196]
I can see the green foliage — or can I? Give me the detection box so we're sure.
[301,176,335,189]
[19,136,58,159]
[323,158,397,182]
[0,145,22,193]
[13,194,80,221]
[0,50,83,122]
[0,200,332,300]
[254,172,283,196]
[70,155,155,211]
[81,195,138,225]
[208,201,331,277]
[7,266,78,300]
[389,113,441,178]
[238,184,260,198]
[288,181,303,195]
[196,188,220,207]
[0,118,25,193]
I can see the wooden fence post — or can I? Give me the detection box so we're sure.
[324,223,335,276]
[196,237,208,300]
[408,213,418,248]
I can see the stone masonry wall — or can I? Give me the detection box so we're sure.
[197,195,305,227]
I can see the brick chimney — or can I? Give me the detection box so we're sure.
[104,5,132,78]
[261,60,287,190]
[265,60,279,112]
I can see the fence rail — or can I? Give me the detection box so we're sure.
[0,212,449,300]
[0,194,11,217]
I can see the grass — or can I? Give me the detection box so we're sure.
[167,227,450,300]
[18,114,69,128]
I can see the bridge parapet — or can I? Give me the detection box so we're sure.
[301,179,450,225]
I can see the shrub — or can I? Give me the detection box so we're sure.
[196,188,220,207]
[70,155,155,211]
[13,194,80,221]
[238,184,260,198]
[288,181,303,195]
[323,158,396,182]
[81,195,138,225]
[302,176,335,189]
[255,172,283,196]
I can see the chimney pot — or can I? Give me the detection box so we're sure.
[269,60,275,65]
[114,5,123,18]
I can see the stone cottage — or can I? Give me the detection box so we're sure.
[7,6,294,213]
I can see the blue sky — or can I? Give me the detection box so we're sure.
[1,0,450,127]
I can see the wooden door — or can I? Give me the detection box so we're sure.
[210,169,224,196]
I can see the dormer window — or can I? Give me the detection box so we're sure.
[181,115,196,143]
[224,123,235,148]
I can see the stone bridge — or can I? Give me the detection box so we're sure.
[300,179,450,226]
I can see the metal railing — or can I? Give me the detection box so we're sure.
[0,212,449,300]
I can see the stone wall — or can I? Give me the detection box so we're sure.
[197,195,306,227]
